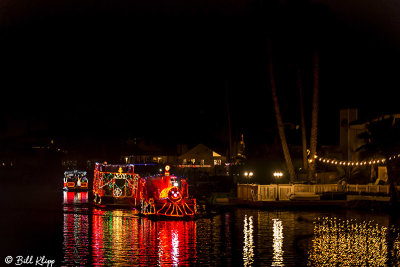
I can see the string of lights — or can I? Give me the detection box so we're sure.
[308,153,400,167]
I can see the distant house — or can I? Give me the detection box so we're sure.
[121,138,183,165]
[177,144,227,175]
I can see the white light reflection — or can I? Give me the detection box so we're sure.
[272,218,284,266]
[307,217,400,266]
[171,230,179,267]
[75,192,81,203]
[243,215,254,266]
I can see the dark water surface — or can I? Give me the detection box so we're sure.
[2,188,400,266]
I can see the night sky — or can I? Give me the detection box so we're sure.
[1,0,400,155]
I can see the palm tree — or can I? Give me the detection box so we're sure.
[269,62,296,182]
[297,65,308,171]
[225,81,232,163]
[308,51,319,181]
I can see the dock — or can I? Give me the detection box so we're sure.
[228,199,348,210]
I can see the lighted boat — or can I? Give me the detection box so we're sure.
[63,170,88,191]
[138,165,197,219]
[92,163,139,206]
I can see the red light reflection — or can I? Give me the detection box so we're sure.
[91,210,197,266]
[155,220,197,266]
[63,191,88,204]
[62,192,89,266]
[63,191,197,266]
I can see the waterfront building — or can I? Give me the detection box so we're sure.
[178,143,227,175]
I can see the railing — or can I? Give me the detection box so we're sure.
[237,183,398,201]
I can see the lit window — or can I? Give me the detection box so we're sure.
[191,159,195,164]
[214,159,221,166]
[183,159,187,164]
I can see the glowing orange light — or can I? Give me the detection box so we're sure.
[160,187,174,199]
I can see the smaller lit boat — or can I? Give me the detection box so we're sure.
[63,170,88,191]
[138,165,197,219]
[92,162,139,206]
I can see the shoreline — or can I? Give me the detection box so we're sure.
[208,198,400,214]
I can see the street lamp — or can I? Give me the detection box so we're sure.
[273,171,283,184]
[249,171,254,179]
[244,171,254,184]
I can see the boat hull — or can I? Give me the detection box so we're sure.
[63,187,89,192]
[93,194,136,207]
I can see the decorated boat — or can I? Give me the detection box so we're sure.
[63,170,88,191]
[138,165,197,219]
[92,163,140,206]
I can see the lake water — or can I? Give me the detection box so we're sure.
[2,189,400,266]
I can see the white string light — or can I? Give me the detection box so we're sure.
[312,152,396,167]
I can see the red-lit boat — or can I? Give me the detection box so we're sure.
[93,163,139,206]
[63,170,88,191]
[138,166,197,219]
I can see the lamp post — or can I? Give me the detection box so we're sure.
[244,171,254,184]
[249,171,254,182]
[273,171,283,184]
[272,171,283,201]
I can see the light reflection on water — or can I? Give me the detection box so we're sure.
[91,209,197,266]
[243,215,254,266]
[62,192,400,266]
[63,192,89,266]
[63,191,88,204]
[272,218,284,267]
[308,217,400,266]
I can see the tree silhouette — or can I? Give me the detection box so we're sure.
[269,61,296,182]
[357,115,400,203]
[308,52,319,181]
[297,65,308,171]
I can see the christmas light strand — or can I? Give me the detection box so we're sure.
[308,153,400,167]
